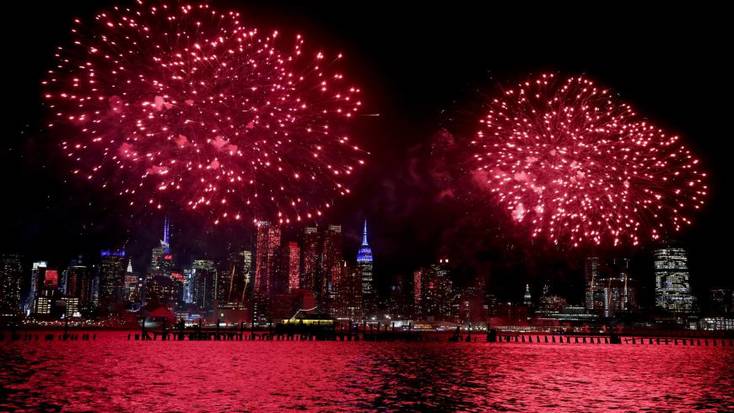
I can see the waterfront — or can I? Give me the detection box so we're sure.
[1,333,733,412]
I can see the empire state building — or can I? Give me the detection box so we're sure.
[356,220,374,315]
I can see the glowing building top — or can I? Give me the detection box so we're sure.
[161,216,171,254]
[356,220,373,264]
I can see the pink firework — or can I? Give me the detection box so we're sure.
[43,1,366,225]
[472,73,707,247]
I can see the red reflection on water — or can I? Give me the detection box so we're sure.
[1,333,733,412]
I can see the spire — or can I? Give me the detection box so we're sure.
[361,220,369,246]
[163,216,170,245]
[126,259,133,274]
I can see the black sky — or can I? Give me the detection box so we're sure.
[2,1,731,301]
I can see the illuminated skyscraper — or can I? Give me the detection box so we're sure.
[123,259,142,306]
[0,254,23,315]
[254,221,281,296]
[26,261,47,313]
[356,220,374,316]
[63,256,93,306]
[654,247,696,313]
[99,249,127,311]
[150,217,173,277]
[320,225,343,310]
[584,257,638,317]
[413,269,422,317]
[191,259,217,311]
[286,242,301,292]
[584,257,600,310]
[334,261,362,319]
[301,226,320,292]
[415,259,453,321]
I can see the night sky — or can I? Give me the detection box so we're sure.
[2,1,731,302]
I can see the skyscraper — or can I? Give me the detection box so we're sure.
[654,247,696,313]
[356,220,374,316]
[584,257,600,310]
[99,249,127,311]
[215,249,253,310]
[150,217,173,277]
[191,259,217,311]
[413,268,422,317]
[301,226,320,292]
[26,261,47,313]
[320,225,343,310]
[286,242,301,292]
[0,254,23,315]
[415,259,453,321]
[585,257,638,317]
[254,221,281,296]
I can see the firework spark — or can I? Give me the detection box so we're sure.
[43,1,366,225]
[472,73,707,247]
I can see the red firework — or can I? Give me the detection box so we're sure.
[472,73,707,247]
[43,1,366,225]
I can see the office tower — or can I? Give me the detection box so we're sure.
[123,259,141,305]
[254,221,281,296]
[415,259,454,321]
[584,257,638,317]
[301,226,320,292]
[654,247,695,313]
[27,261,48,312]
[356,220,374,316]
[191,259,217,311]
[150,217,173,277]
[584,257,600,310]
[99,249,127,311]
[147,275,182,310]
[0,254,23,315]
[318,225,343,310]
[334,261,362,319]
[286,242,301,292]
[413,269,422,318]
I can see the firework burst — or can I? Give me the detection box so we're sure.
[43,1,366,225]
[472,73,707,247]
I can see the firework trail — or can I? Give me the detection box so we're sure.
[43,1,366,225]
[472,73,707,247]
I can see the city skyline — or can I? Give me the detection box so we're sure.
[0,3,732,412]
[1,1,730,303]
[3,214,732,329]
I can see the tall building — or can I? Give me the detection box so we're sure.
[26,261,48,312]
[585,257,638,317]
[34,268,60,316]
[286,242,301,292]
[584,257,600,310]
[415,259,454,321]
[0,254,23,316]
[254,221,281,296]
[216,249,253,309]
[334,261,362,319]
[301,226,320,292]
[150,217,173,277]
[99,249,127,311]
[123,259,142,306]
[320,225,343,310]
[63,256,93,307]
[413,268,422,317]
[356,220,375,316]
[191,259,217,312]
[654,247,696,313]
